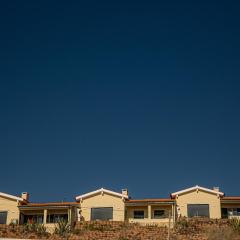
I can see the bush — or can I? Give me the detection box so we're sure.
[23,222,47,236]
[174,217,191,234]
[229,218,240,233]
[54,220,71,237]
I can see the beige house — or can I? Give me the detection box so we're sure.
[171,185,224,219]
[0,185,240,228]
[0,192,24,224]
[75,188,128,222]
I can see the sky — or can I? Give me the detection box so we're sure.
[0,0,240,202]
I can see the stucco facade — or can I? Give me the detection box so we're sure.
[174,189,222,219]
[0,195,21,224]
[77,190,125,221]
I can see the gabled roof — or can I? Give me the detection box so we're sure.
[75,188,128,201]
[171,185,224,198]
[0,192,23,201]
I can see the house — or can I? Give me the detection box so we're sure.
[75,188,128,221]
[0,192,25,224]
[171,185,240,219]
[0,185,239,229]
[75,185,240,225]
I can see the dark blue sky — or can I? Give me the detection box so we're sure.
[0,0,240,202]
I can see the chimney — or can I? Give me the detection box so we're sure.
[122,189,129,197]
[21,192,29,202]
[213,187,220,192]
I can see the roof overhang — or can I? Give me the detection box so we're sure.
[221,197,240,204]
[171,185,224,198]
[19,202,79,210]
[0,192,23,202]
[76,188,128,201]
[125,199,175,207]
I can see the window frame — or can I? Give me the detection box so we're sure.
[0,211,8,224]
[187,204,210,218]
[133,210,145,219]
[153,209,166,219]
[47,214,68,223]
[91,207,113,221]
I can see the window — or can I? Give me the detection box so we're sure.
[47,214,68,223]
[153,210,165,219]
[133,210,144,219]
[187,204,210,218]
[221,208,228,219]
[0,212,7,224]
[91,207,113,220]
[229,208,240,216]
[23,215,43,224]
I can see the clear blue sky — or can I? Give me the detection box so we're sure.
[0,0,240,202]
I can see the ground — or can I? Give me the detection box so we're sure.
[0,218,240,240]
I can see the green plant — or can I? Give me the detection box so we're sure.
[35,223,47,235]
[229,218,240,233]
[23,222,47,236]
[54,220,71,237]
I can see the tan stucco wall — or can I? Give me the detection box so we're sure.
[175,189,221,219]
[0,196,19,224]
[80,193,125,221]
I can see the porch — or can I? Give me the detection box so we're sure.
[221,198,240,219]
[125,199,175,227]
[18,202,78,232]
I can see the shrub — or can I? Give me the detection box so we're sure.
[229,218,240,233]
[54,220,71,237]
[174,217,190,234]
[83,222,113,231]
[23,222,47,236]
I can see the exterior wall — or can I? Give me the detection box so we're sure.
[176,190,221,219]
[0,196,19,224]
[80,193,125,221]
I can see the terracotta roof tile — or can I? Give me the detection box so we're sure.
[20,202,79,207]
[126,198,174,203]
[222,196,240,200]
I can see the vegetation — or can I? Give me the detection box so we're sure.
[23,222,47,235]
[54,220,71,237]
[207,227,235,240]
[1,218,240,239]
[229,218,240,233]
[174,217,192,234]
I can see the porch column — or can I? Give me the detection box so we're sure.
[43,209,47,224]
[68,207,72,223]
[148,205,152,219]
[172,204,175,224]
